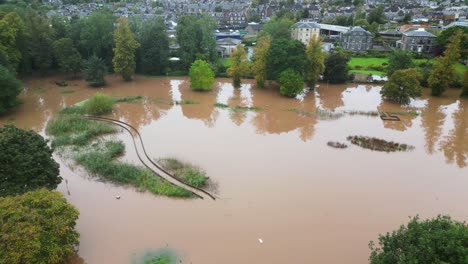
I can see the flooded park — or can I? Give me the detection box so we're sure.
[1,75,467,264]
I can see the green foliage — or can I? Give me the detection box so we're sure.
[81,93,114,115]
[0,189,79,264]
[252,35,271,88]
[83,55,107,87]
[386,50,415,77]
[176,16,218,69]
[462,71,468,98]
[0,65,21,113]
[189,59,215,91]
[266,38,308,80]
[367,5,386,24]
[113,17,140,81]
[436,26,468,60]
[53,38,82,76]
[24,9,54,75]
[80,11,115,60]
[260,17,294,40]
[279,68,304,98]
[306,36,325,88]
[0,126,60,196]
[381,68,422,105]
[159,158,208,188]
[323,52,350,84]
[0,12,26,71]
[135,18,169,75]
[369,215,468,264]
[145,254,172,264]
[227,45,249,88]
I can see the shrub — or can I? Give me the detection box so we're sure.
[0,126,61,196]
[0,189,79,264]
[189,59,215,91]
[83,55,107,87]
[369,215,468,264]
[278,68,304,98]
[81,93,114,115]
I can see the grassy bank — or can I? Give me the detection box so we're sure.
[159,158,209,188]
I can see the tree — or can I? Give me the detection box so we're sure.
[323,52,350,84]
[380,68,422,104]
[462,71,468,98]
[402,13,412,24]
[80,11,115,63]
[0,126,61,196]
[0,189,79,264]
[279,68,304,97]
[189,60,215,91]
[252,35,271,88]
[0,12,26,71]
[83,55,107,87]
[369,215,468,264]
[386,49,415,77]
[176,16,218,69]
[436,26,468,60]
[113,17,140,81]
[305,36,325,88]
[0,65,21,114]
[136,18,169,75]
[429,30,462,96]
[53,38,82,76]
[367,5,386,24]
[266,38,308,80]
[227,45,249,88]
[260,17,294,40]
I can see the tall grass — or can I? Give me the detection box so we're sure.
[81,92,114,115]
[159,158,209,188]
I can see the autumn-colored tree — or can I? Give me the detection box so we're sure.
[113,17,140,81]
[381,68,422,104]
[252,35,271,88]
[227,45,249,88]
[189,59,215,91]
[305,36,325,88]
[428,30,462,96]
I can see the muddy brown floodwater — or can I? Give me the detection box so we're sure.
[1,75,467,264]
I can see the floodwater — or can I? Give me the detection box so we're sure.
[1,75,467,264]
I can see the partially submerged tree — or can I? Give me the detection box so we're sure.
[113,17,140,81]
[305,36,325,88]
[0,12,26,71]
[252,35,271,88]
[386,49,415,77]
[24,9,54,75]
[0,125,61,196]
[189,59,215,91]
[136,18,169,75]
[323,51,350,84]
[83,55,107,87]
[279,68,304,98]
[369,215,468,264]
[381,68,422,104]
[0,65,21,114]
[0,189,79,263]
[266,38,308,80]
[429,30,462,96]
[53,38,82,76]
[227,45,249,88]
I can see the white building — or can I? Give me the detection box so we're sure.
[291,21,320,45]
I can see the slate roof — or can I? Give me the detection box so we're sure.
[293,21,320,29]
[404,29,436,37]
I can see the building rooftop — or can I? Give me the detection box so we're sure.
[404,28,436,37]
[293,21,320,29]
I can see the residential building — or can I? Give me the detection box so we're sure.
[291,21,320,45]
[341,26,373,52]
[398,28,436,53]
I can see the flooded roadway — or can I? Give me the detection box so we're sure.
[1,75,467,264]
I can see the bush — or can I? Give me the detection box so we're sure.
[189,59,215,91]
[81,93,114,115]
[83,55,107,87]
[0,189,79,264]
[278,68,304,97]
[369,215,468,264]
[0,65,21,114]
[0,126,61,196]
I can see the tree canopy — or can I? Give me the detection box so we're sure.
[305,36,325,88]
[381,68,422,105]
[113,17,140,81]
[266,38,308,80]
[279,68,304,98]
[260,17,294,40]
[0,12,26,71]
[0,125,61,196]
[252,35,271,88]
[323,51,350,84]
[227,45,250,88]
[80,11,115,61]
[436,26,468,60]
[83,55,107,87]
[189,59,215,91]
[386,50,415,77]
[0,65,21,114]
[0,189,79,264]
[24,9,54,75]
[134,18,169,75]
[53,38,82,76]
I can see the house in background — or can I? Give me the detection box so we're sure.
[341,26,373,52]
[398,28,436,53]
[216,38,242,57]
[291,21,320,45]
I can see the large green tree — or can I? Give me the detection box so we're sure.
[0,12,26,71]
[0,189,79,264]
[189,59,215,91]
[429,30,462,96]
[260,17,294,40]
[0,65,21,113]
[227,45,249,88]
[83,55,107,87]
[386,49,415,77]
[369,215,468,264]
[80,11,115,63]
[323,51,350,84]
[113,17,140,81]
[266,38,308,80]
[0,126,61,196]
[135,18,169,75]
[176,16,218,69]
[436,26,468,60]
[367,5,386,24]
[279,68,304,98]
[305,36,325,88]
[381,68,422,104]
[252,35,271,88]
[53,38,82,76]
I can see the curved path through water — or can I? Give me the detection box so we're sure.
[80,115,216,200]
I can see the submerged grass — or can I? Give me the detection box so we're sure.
[114,95,144,103]
[287,108,344,120]
[159,158,209,188]
[214,102,261,112]
[60,90,75,94]
[175,99,199,105]
[347,135,414,152]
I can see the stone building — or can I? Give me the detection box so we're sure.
[398,28,436,53]
[291,21,320,45]
[341,26,373,52]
